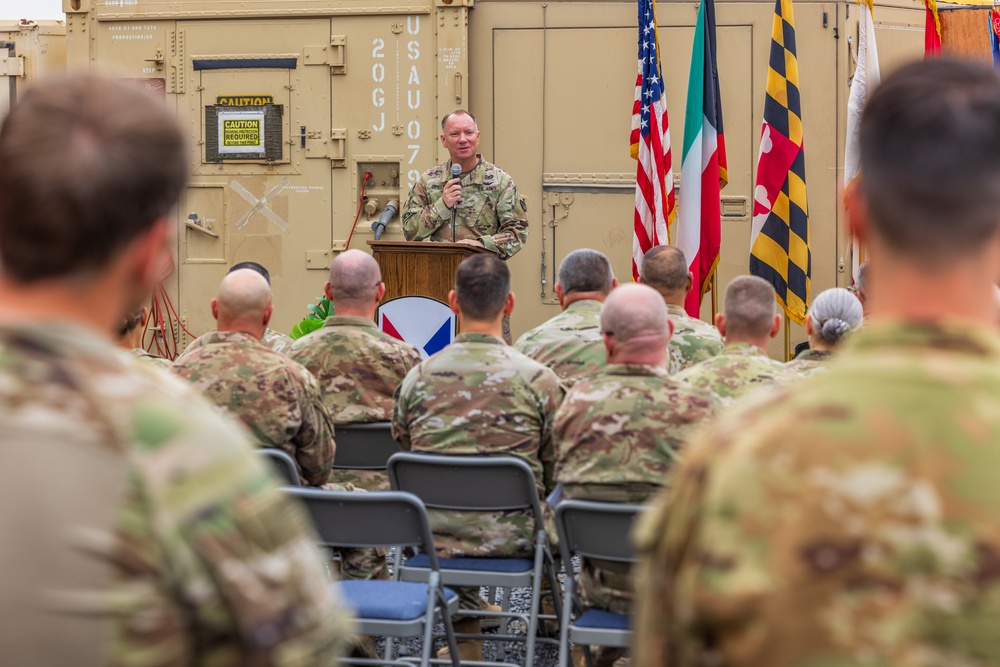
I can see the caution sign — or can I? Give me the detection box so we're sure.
[217,95,273,106]
[223,119,261,147]
[217,110,266,156]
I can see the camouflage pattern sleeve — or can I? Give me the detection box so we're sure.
[477,176,528,261]
[291,369,337,487]
[390,371,414,452]
[117,380,354,665]
[401,168,450,242]
[535,366,565,496]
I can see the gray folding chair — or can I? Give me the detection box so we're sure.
[286,487,461,667]
[333,422,400,470]
[258,448,300,486]
[388,452,562,666]
[554,500,643,667]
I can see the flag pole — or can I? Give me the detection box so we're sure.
[783,313,791,361]
[710,269,718,321]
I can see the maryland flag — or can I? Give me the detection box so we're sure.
[750,0,810,325]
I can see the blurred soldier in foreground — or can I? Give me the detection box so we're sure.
[553,283,718,667]
[173,269,335,487]
[634,58,1000,667]
[639,245,723,374]
[855,260,871,318]
[0,74,349,665]
[674,275,793,403]
[786,286,863,377]
[116,306,172,368]
[515,248,617,387]
[393,253,564,661]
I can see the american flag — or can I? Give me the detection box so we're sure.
[630,0,675,280]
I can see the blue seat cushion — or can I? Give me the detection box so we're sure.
[336,580,457,621]
[574,609,630,630]
[406,553,534,573]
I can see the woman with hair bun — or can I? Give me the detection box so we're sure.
[787,287,863,377]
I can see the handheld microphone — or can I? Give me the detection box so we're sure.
[450,163,461,242]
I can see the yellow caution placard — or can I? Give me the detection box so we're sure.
[223,118,261,147]
[217,95,274,106]
[217,110,266,155]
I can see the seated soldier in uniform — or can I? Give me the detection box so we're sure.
[553,283,719,667]
[786,286,863,377]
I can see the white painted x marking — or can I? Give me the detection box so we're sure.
[231,178,290,231]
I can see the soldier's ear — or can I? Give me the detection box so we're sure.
[503,292,516,317]
[686,272,694,294]
[769,314,782,339]
[715,312,726,336]
[375,282,387,304]
[554,284,565,308]
[262,304,274,328]
[805,315,814,337]
[667,319,675,341]
[210,298,220,321]
[448,290,460,315]
[323,281,334,301]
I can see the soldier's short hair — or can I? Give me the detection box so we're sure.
[640,245,689,292]
[723,275,776,338]
[119,308,145,338]
[441,109,477,131]
[328,249,382,304]
[454,254,510,321]
[600,283,669,343]
[0,75,186,283]
[229,261,271,284]
[860,58,1000,261]
[558,249,614,295]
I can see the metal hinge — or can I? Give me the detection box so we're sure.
[304,35,346,75]
[0,52,24,77]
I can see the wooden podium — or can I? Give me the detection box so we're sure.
[367,240,488,304]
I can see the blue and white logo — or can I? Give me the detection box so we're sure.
[377,296,455,359]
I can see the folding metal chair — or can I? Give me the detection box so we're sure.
[388,452,562,666]
[286,488,461,667]
[554,500,643,667]
[258,448,300,486]
[333,422,400,471]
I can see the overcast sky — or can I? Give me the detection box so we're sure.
[0,1,63,20]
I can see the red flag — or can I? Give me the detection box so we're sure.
[630,0,676,280]
[925,0,942,57]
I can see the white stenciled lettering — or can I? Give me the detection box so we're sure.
[372,63,385,83]
[373,113,385,132]
[408,65,420,86]
[407,40,420,61]
[373,88,385,107]
[407,120,420,140]
[372,38,385,58]
[408,169,420,187]
[407,144,420,165]
[407,89,420,110]
[407,15,420,35]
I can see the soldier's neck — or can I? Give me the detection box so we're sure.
[458,315,503,337]
[0,272,129,340]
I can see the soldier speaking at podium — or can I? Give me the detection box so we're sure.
[402,109,528,258]
[402,109,528,342]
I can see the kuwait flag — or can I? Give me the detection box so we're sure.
[677,0,727,318]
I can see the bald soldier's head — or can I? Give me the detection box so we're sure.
[211,268,273,339]
[716,275,781,350]
[324,249,386,318]
[600,283,673,366]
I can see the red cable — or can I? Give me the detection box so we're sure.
[344,172,371,251]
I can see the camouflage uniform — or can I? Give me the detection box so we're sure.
[553,363,718,667]
[290,315,421,583]
[128,347,172,369]
[262,327,294,354]
[514,299,606,388]
[673,341,794,404]
[401,156,528,260]
[0,323,352,666]
[633,322,1000,667]
[173,330,335,487]
[393,332,564,609]
[666,303,724,375]
[785,347,834,377]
